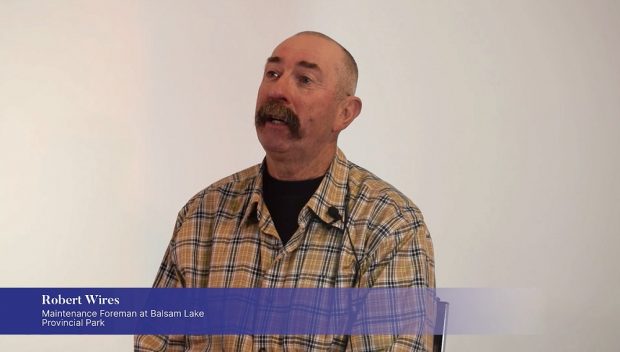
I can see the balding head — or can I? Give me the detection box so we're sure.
[255,32,363,179]
[293,31,358,97]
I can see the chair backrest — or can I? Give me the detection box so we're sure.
[433,299,449,352]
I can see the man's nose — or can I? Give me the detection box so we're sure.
[265,75,291,104]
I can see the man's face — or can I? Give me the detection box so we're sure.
[255,34,345,160]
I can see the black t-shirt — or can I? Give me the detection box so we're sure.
[262,168,324,245]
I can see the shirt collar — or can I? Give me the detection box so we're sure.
[241,149,350,230]
[240,162,266,226]
[305,148,349,230]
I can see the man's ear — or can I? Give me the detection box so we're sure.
[334,96,362,132]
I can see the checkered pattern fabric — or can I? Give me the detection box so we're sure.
[135,149,435,351]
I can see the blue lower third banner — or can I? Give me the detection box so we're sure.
[0,288,541,335]
[0,288,436,335]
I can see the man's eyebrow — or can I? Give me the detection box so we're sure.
[265,57,320,71]
[297,60,319,70]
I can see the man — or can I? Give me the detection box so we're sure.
[135,31,435,351]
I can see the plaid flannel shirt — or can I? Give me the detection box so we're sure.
[135,149,435,351]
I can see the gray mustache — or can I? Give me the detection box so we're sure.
[255,100,301,139]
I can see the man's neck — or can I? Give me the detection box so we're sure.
[265,145,337,181]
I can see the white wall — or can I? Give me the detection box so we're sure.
[1,1,619,351]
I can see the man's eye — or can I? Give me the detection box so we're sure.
[266,71,279,79]
[298,75,312,85]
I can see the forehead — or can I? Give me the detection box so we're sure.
[269,35,343,70]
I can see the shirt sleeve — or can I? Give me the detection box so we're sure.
[134,209,189,351]
[349,216,436,352]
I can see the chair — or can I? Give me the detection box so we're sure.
[433,299,449,352]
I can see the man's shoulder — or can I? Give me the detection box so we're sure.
[179,164,261,214]
[208,164,263,190]
[347,161,412,203]
[346,161,424,223]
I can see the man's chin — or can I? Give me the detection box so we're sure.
[256,132,295,155]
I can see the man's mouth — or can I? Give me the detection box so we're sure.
[267,116,288,125]
[255,100,302,139]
